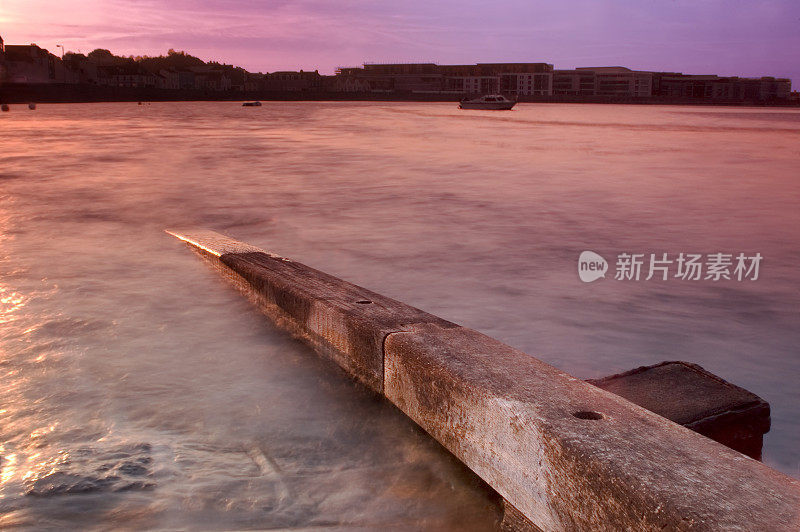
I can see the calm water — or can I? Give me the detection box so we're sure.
[1,101,798,528]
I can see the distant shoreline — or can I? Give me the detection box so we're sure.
[2,83,798,107]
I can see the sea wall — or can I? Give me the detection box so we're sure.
[168,229,800,531]
[2,83,798,106]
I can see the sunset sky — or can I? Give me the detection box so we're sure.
[2,0,798,82]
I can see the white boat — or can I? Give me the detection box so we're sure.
[459,94,515,110]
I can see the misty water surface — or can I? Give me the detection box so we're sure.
[0,101,798,528]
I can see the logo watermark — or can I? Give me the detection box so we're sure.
[578,251,608,283]
[578,251,762,283]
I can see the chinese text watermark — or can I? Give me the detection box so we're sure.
[578,251,762,283]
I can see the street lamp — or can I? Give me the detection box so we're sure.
[56,45,66,82]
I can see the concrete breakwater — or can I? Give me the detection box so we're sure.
[168,229,800,531]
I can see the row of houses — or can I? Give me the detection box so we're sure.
[552,67,792,100]
[0,38,73,84]
[0,37,323,92]
[0,36,793,101]
[335,63,793,101]
[0,41,244,91]
[89,65,235,91]
[79,62,320,92]
[335,62,555,95]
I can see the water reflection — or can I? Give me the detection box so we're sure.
[0,288,27,325]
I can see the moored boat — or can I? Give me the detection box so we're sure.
[242,101,262,107]
[459,94,515,110]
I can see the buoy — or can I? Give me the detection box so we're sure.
[28,103,36,110]
[1,104,9,112]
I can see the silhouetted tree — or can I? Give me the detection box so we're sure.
[138,49,206,72]
[81,47,255,78]
[87,49,117,64]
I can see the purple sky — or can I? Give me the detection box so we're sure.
[2,0,799,83]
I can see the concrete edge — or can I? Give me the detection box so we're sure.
[166,228,285,258]
[586,360,771,427]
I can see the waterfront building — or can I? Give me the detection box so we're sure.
[329,72,371,92]
[244,72,267,92]
[264,70,323,91]
[1,42,69,83]
[653,73,792,100]
[61,54,97,84]
[552,69,597,95]
[333,62,553,96]
[157,69,180,90]
[572,67,653,97]
[481,63,553,96]
[186,66,232,91]
[362,63,442,92]
[175,70,196,90]
[96,64,157,88]
[438,65,499,94]
[0,35,5,83]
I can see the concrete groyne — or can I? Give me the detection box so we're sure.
[168,229,800,531]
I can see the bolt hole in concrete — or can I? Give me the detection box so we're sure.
[573,411,604,420]
[355,300,373,304]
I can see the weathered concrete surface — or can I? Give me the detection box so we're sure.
[384,324,800,531]
[168,229,456,392]
[588,361,770,460]
[222,251,461,391]
[501,500,544,532]
[170,229,800,531]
